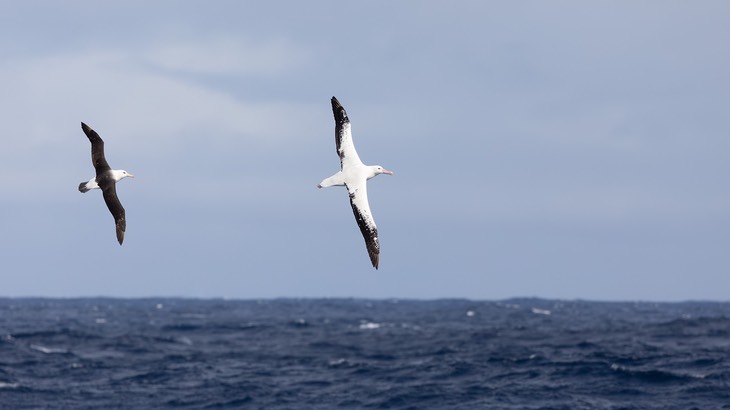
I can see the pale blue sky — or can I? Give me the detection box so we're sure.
[1,1,729,300]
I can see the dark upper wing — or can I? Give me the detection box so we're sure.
[81,122,111,175]
[346,181,380,269]
[331,97,363,170]
[100,178,126,245]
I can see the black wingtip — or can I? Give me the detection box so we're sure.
[78,182,90,193]
[370,253,379,269]
[331,96,348,123]
[81,122,95,138]
[116,219,126,245]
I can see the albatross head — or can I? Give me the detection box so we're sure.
[112,170,135,182]
[373,166,394,177]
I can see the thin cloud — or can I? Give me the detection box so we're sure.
[0,49,315,145]
[142,36,311,76]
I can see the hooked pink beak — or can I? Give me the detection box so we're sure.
[382,169,394,175]
[127,173,135,178]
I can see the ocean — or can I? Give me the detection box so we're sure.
[0,298,729,409]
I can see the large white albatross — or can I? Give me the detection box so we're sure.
[78,122,134,245]
[318,97,393,269]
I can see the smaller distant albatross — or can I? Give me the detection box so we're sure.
[78,122,134,245]
[318,97,393,269]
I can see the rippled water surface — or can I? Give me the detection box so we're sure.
[1,298,729,409]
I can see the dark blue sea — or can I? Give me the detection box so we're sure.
[1,298,729,409]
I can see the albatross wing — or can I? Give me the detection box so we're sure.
[100,179,126,245]
[81,122,111,176]
[331,97,364,170]
[346,181,380,269]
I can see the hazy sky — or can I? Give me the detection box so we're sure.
[1,1,728,300]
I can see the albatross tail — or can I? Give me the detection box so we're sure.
[78,179,98,193]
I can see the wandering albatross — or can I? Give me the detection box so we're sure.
[78,122,134,245]
[318,97,393,269]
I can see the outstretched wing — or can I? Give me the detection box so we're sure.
[346,180,380,269]
[100,179,126,245]
[81,122,111,176]
[331,97,364,170]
